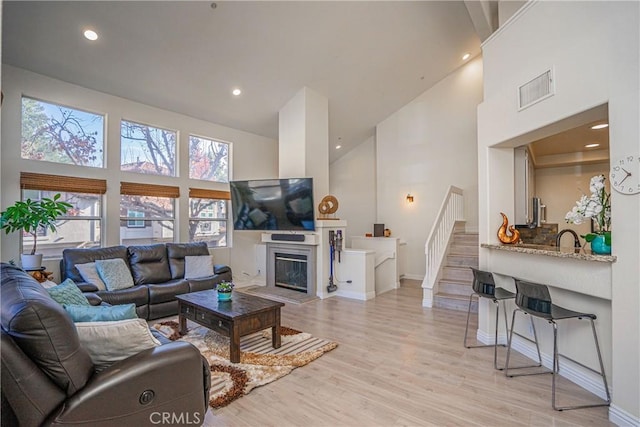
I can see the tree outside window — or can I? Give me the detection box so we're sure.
[189,135,229,183]
[21,97,104,167]
[121,120,176,176]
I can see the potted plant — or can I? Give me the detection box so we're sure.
[0,194,72,269]
[564,174,611,254]
[216,281,234,301]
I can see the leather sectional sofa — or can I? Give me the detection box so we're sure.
[61,242,232,320]
[0,262,211,426]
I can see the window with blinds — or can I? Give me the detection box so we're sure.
[119,182,178,245]
[188,187,230,248]
[19,173,106,257]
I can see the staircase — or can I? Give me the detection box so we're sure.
[433,231,478,312]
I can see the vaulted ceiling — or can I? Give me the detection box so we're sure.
[2,1,484,162]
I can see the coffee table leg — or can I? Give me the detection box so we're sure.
[230,323,241,363]
[272,309,281,349]
[179,311,187,335]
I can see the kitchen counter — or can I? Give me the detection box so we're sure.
[481,243,616,263]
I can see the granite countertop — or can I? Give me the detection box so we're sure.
[481,243,617,263]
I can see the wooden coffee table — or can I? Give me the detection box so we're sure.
[176,290,285,363]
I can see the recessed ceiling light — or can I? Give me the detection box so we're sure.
[585,143,600,148]
[462,53,470,61]
[232,88,242,96]
[83,29,98,41]
[335,145,342,149]
[591,123,608,130]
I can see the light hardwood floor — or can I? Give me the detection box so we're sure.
[204,281,612,426]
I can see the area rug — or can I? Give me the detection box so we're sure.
[153,321,337,409]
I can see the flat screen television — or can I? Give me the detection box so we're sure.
[230,178,315,231]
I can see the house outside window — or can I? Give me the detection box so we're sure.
[119,182,179,246]
[126,210,145,228]
[121,120,177,177]
[21,97,104,167]
[189,135,229,183]
[189,198,227,247]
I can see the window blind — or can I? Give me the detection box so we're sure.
[120,182,180,198]
[20,172,107,194]
[188,187,230,200]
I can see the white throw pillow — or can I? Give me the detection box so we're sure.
[75,262,107,291]
[75,318,161,370]
[39,280,58,289]
[95,258,134,291]
[184,255,214,279]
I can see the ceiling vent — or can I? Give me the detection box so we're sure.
[518,69,554,111]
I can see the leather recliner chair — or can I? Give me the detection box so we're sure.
[1,263,211,426]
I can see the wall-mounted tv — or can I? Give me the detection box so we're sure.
[230,178,315,231]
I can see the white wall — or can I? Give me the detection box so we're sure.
[478,2,639,423]
[329,136,377,246]
[0,66,278,280]
[375,56,483,279]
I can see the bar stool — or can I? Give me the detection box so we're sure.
[505,279,611,411]
[463,268,518,370]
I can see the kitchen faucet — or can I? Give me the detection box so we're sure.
[556,229,581,248]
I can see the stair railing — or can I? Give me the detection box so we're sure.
[421,186,464,307]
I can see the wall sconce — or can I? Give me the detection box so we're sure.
[406,193,414,203]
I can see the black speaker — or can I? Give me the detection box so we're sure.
[374,224,384,237]
[271,234,306,242]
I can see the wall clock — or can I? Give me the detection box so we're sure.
[610,154,640,194]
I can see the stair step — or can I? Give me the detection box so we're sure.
[439,279,473,296]
[442,266,473,281]
[434,292,476,312]
[452,233,479,245]
[400,278,422,289]
[445,254,479,268]
[449,244,479,255]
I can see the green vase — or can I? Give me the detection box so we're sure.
[590,234,611,255]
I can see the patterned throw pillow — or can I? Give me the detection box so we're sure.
[75,262,107,291]
[64,303,138,322]
[184,255,213,279]
[95,259,134,291]
[47,279,91,306]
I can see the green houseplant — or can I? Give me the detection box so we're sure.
[0,194,72,269]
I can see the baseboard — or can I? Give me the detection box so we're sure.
[480,332,611,401]
[476,328,508,345]
[609,404,640,427]
[335,289,374,301]
[402,274,423,281]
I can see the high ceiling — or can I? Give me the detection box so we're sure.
[2,1,482,162]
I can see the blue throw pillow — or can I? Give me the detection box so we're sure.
[47,279,90,306]
[64,303,138,322]
[95,258,135,291]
